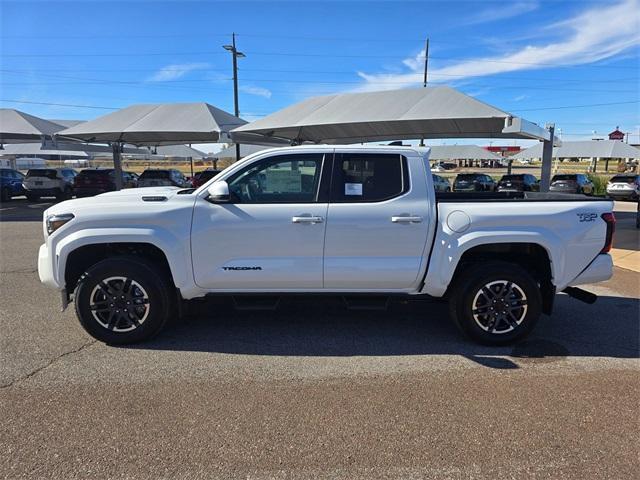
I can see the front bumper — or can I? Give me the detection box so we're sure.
[38,243,61,290]
[568,254,613,287]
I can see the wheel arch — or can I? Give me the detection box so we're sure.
[55,229,190,293]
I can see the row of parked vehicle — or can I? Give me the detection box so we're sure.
[433,172,640,199]
[0,167,222,201]
[1,166,638,202]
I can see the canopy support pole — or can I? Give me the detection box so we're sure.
[540,124,555,192]
[112,142,124,190]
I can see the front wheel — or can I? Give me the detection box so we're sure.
[74,257,173,344]
[448,261,542,345]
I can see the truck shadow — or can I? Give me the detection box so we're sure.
[127,294,640,369]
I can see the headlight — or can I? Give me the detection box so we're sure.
[46,213,74,235]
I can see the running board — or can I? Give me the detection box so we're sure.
[562,287,597,304]
[342,296,390,311]
[232,296,281,311]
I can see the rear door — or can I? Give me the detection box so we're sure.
[191,151,331,290]
[323,152,431,291]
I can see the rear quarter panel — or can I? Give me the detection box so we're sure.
[422,199,614,297]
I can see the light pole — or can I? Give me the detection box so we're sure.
[223,33,245,162]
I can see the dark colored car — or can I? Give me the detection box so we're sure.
[0,168,26,202]
[550,174,594,194]
[191,169,222,188]
[138,169,191,188]
[74,169,138,197]
[432,174,451,192]
[497,174,539,192]
[453,173,496,192]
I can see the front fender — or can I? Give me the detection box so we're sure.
[421,227,561,297]
[51,227,191,289]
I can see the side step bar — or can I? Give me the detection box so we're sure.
[562,286,597,304]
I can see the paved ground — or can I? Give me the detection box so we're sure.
[1,198,638,479]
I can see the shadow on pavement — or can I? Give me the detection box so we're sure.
[125,294,640,369]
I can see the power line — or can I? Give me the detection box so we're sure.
[512,100,640,112]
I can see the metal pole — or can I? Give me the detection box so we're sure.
[423,38,429,87]
[419,38,429,147]
[540,124,555,192]
[112,142,123,190]
[231,33,241,162]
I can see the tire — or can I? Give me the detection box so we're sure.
[0,187,10,202]
[448,261,542,346]
[73,256,173,344]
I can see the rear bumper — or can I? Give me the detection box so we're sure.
[606,190,638,199]
[568,254,613,287]
[25,187,63,196]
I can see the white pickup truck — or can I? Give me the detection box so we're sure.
[38,145,615,345]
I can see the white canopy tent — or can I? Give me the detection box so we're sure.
[231,86,558,189]
[0,109,67,144]
[428,145,502,161]
[57,102,246,188]
[512,140,640,160]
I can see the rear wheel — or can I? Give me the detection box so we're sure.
[74,257,173,344]
[0,187,10,202]
[448,261,542,345]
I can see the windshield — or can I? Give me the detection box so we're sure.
[139,170,170,179]
[500,175,524,181]
[610,175,637,184]
[26,169,57,179]
[77,170,113,177]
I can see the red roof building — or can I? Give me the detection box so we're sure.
[608,127,625,141]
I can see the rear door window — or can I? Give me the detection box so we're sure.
[330,153,408,203]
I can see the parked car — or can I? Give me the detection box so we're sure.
[606,174,639,200]
[550,174,594,195]
[191,169,222,188]
[38,145,615,346]
[0,168,26,202]
[23,168,77,201]
[137,169,191,188]
[453,173,496,192]
[432,174,451,192]
[497,174,539,192]
[433,162,457,171]
[74,169,138,197]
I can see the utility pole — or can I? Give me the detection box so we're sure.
[423,37,429,87]
[223,33,245,162]
[419,37,429,147]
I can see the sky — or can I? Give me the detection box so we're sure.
[1,0,639,153]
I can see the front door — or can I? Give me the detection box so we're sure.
[191,152,330,290]
[323,152,430,291]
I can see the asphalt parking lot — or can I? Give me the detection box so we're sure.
[1,198,639,479]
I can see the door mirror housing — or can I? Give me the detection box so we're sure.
[207,181,230,203]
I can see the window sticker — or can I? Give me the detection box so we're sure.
[345,183,363,196]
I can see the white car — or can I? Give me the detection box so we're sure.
[606,174,639,201]
[23,168,77,201]
[38,145,615,346]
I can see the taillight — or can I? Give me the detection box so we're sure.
[600,212,616,253]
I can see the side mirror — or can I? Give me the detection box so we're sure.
[207,181,230,203]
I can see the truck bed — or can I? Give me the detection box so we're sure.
[435,191,609,202]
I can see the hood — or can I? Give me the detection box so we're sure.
[45,186,184,217]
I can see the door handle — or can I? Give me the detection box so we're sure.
[391,216,422,223]
[292,215,324,224]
